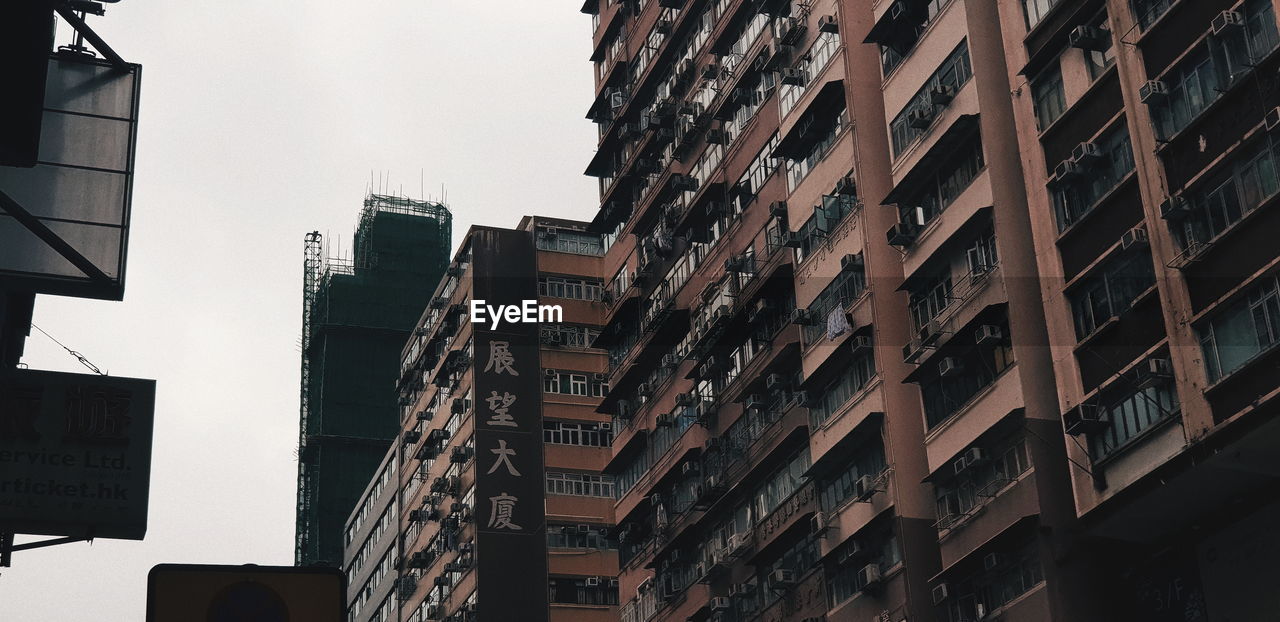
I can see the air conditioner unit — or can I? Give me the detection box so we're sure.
[656,413,675,427]
[850,335,873,352]
[903,341,924,364]
[1160,194,1191,220]
[974,324,1003,345]
[769,200,788,217]
[654,18,674,35]
[671,173,699,192]
[810,511,830,535]
[1072,142,1103,166]
[451,399,469,415]
[780,67,807,86]
[728,582,753,598]
[637,382,652,396]
[657,127,676,143]
[791,309,814,326]
[586,576,601,586]
[1053,159,1084,183]
[929,83,955,107]
[818,14,838,33]
[1136,357,1174,388]
[430,296,449,309]
[780,17,806,44]
[907,106,936,130]
[919,320,943,346]
[745,394,766,411]
[1139,80,1169,104]
[600,422,613,431]
[749,299,775,324]
[1211,10,1245,35]
[661,354,680,368]
[938,356,964,377]
[1064,404,1108,435]
[932,583,950,605]
[449,446,469,463]
[1122,225,1149,249]
[840,253,864,272]
[676,392,695,407]
[886,222,919,247]
[610,91,626,110]
[854,474,878,501]
[711,597,732,611]
[794,390,817,408]
[771,568,797,586]
[955,447,986,474]
[682,461,701,476]
[416,410,431,422]
[784,230,806,248]
[765,373,787,391]
[702,63,722,80]
[1068,25,1110,51]
[707,128,728,144]
[403,430,422,444]
[983,552,1002,570]
[857,563,883,591]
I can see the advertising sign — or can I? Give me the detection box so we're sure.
[470,228,550,622]
[0,368,155,540]
[147,564,344,622]
[0,53,141,300]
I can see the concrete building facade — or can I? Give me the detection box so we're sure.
[580,0,1280,621]
[342,217,620,622]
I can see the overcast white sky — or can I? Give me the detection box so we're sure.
[1,2,598,618]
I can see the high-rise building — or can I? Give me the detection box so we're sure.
[343,217,619,622]
[296,194,452,567]
[579,0,1280,621]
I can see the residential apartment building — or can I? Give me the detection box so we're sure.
[342,217,619,622]
[580,0,1280,621]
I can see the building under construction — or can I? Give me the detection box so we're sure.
[296,193,452,567]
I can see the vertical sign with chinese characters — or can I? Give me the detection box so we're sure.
[470,228,548,621]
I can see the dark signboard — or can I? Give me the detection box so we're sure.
[147,564,344,622]
[0,54,141,300]
[469,228,549,622]
[0,368,155,540]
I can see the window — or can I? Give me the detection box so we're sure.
[945,541,1044,621]
[828,526,901,606]
[541,324,602,348]
[1087,381,1179,459]
[1051,122,1135,231]
[543,370,607,396]
[734,132,782,209]
[875,0,950,77]
[795,193,859,263]
[1068,251,1155,340]
[818,436,887,510]
[909,271,954,331]
[1132,0,1173,29]
[1174,130,1280,254]
[1031,64,1066,129]
[921,323,1016,428]
[802,256,866,343]
[547,524,615,549]
[935,436,1030,521]
[1152,48,1220,140]
[536,229,604,256]
[543,421,614,447]
[898,133,985,227]
[779,31,842,118]
[1022,0,1062,29]
[890,41,974,156]
[787,103,849,191]
[549,577,620,605]
[539,276,603,301]
[546,472,616,497]
[1083,13,1116,81]
[808,350,878,428]
[1199,274,1280,381]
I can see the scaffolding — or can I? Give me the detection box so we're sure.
[294,193,452,567]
